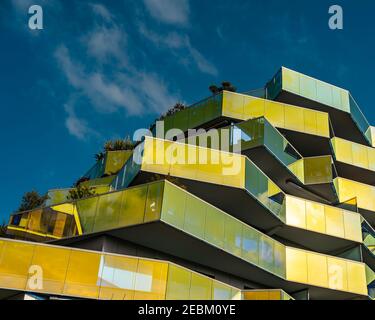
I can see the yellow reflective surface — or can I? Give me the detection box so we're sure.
[286,247,367,295]
[0,238,240,300]
[222,91,330,137]
[284,195,362,242]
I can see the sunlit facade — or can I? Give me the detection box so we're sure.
[3,67,375,300]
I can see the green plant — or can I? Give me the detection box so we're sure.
[18,190,48,212]
[67,185,96,201]
[209,81,237,95]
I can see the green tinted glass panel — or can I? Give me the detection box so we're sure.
[77,197,99,233]
[241,226,259,265]
[184,193,206,239]
[144,182,164,222]
[119,186,147,226]
[224,216,242,257]
[204,206,225,249]
[165,265,191,300]
[259,235,275,274]
[93,192,123,232]
[161,183,187,229]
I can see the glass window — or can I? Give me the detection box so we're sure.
[165,264,191,300]
[325,207,345,239]
[286,247,308,283]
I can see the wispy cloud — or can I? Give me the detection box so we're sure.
[90,3,113,22]
[64,98,97,141]
[139,24,218,76]
[143,0,190,26]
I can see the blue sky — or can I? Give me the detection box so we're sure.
[0,0,375,220]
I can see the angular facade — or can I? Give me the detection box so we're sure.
[3,67,375,300]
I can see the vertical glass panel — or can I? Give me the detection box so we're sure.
[282,68,300,93]
[165,265,191,300]
[286,196,306,229]
[286,247,308,283]
[316,81,333,106]
[274,241,286,278]
[352,143,369,169]
[204,206,225,249]
[212,282,235,300]
[189,101,207,129]
[303,109,317,136]
[119,186,147,227]
[64,250,102,299]
[346,262,367,295]
[223,92,244,119]
[0,241,35,289]
[161,183,186,229]
[93,192,123,232]
[264,101,285,128]
[343,211,362,242]
[224,216,242,257]
[243,96,265,118]
[316,112,330,137]
[284,106,304,132]
[306,201,326,234]
[28,246,70,294]
[241,226,259,265]
[134,260,168,300]
[190,273,212,300]
[76,197,99,234]
[184,193,206,239]
[307,253,328,288]
[99,255,137,300]
[27,209,49,235]
[303,156,332,185]
[144,182,164,223]
[367,148,375,171]
[259,235,274,273]
[300,75,317,100]
[325,207,345,238]
[327,258,348,292]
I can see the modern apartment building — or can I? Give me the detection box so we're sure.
[3,67,375,300]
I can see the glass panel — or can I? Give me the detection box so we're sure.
[274,241,286,278]
[300,75,317,100]
[190,273,212,300]
[93,192,123,232]
[327,258,348,292]
[241,226,259,265]
[63,250,102,299]
[352,143,369,169]
[346,262,367,295]
[76,197,99,234]
[325,207,345,238]
[165,264,191,300]
[0,241,35,289]
[307,253,328,288]
[212,282,235,300]
[306,201,326,234]
[99,255,137,300]
[119,186,147,227]
[144,182,164,223]
[134,260,168,300]
[284,106,304,132]
[161,182,187,229]
[343,211,362,242]
[316,81,333,106]
[28,246,70,294]
[259,235,274,273]
[286,196,306,229]
[224,216,242,257]
[184,193,206,239]
[204,206,225,249]
[286,247,308,283]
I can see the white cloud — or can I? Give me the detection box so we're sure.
[64,99,96,141]
[90,3,113,22]
[143,0,190,26]
[139,24,218,76]
[85,25,128,66]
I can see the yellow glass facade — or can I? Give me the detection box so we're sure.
[0,238,240,300]
[222,91,330,137]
